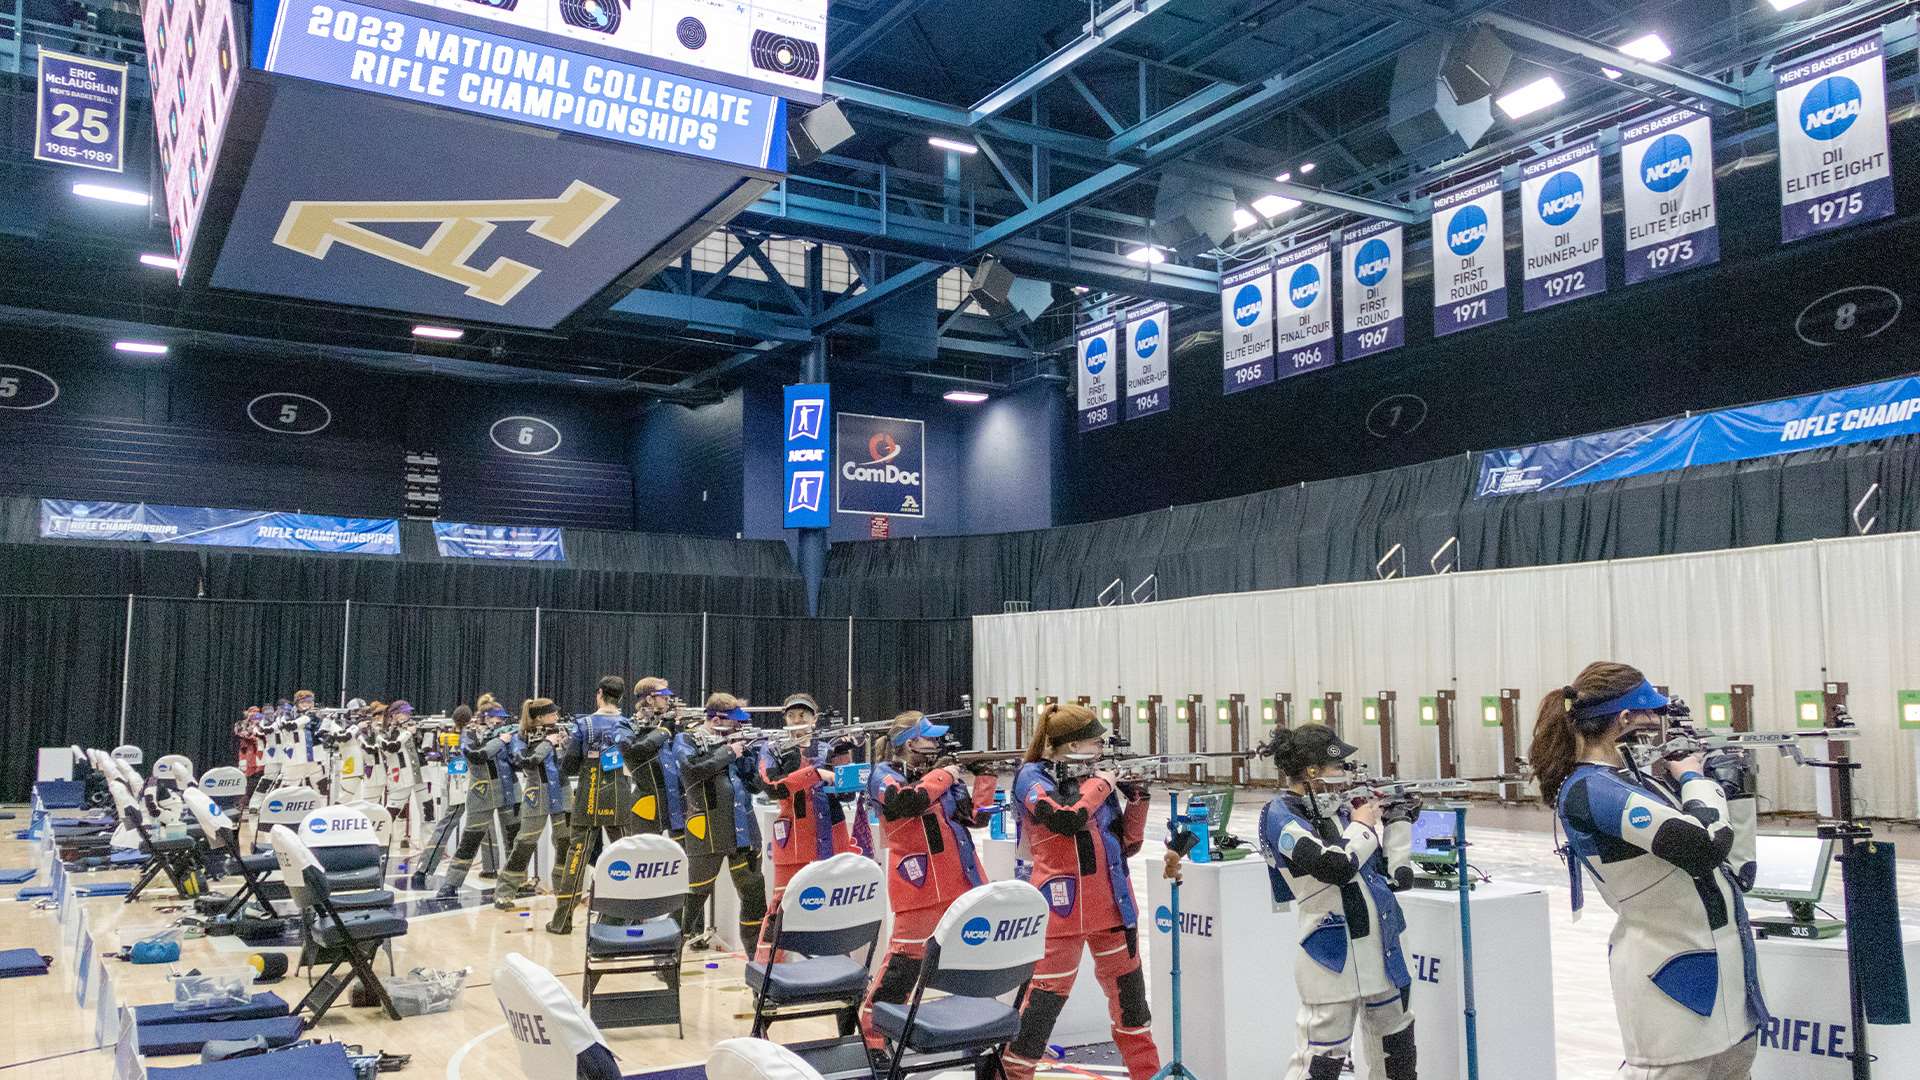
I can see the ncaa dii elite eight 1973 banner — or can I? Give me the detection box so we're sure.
[1774,32,1893,242]
[1340,219,1404,360]
[1220,259,1275,394]
[1077,317,1119,432]
[1430,173,1506,337]
[1520,138,1606,311]
[1124,303,1172,420]
[1273,238,1334,380]
[1621,108,1719,283]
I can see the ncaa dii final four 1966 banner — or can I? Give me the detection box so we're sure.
[1774,32,1893,243]
[1076,318,1119,432]
[1273,238,1334,380]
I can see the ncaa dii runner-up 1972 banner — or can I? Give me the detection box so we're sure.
[1220,259,1275,394]
[1273,238,1335,380]
[1077,317,1119,432]
[1520,138,1606,311]
[1774,32,1893,243]
[1125,302,1172,420]
[1621,108,1719,283]
[1339,219,1404,361]
[1430,173,1506,337]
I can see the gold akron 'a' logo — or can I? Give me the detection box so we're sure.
[271,180,619,306]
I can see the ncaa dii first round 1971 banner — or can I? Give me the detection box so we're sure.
[1620,108,1719,284]
[1775,32,1893,243]
[1339,218,1404,361]
[1124,302,1172,421]
[1520,138,1606,311]
[1430,173,1507,338]
[1220,258,1275,394]
[1076,317,1119,432]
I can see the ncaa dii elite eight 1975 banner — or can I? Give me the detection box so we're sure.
[1520,138,1606,311]
[1430,173,1506,337]
[1077,317,1119,432]
[1340,219,1404,360]
[1774,32,1893,242]
[1220,259,1275,394]
[1273,238,1334,380]
[1124,303,1172,420]
[1621,108,1719,283]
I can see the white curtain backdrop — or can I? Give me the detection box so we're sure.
[974,531,1920,818]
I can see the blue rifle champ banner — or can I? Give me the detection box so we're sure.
[1430,173,1507,338]
[836,413,925,518]
[432,522,565,560]
[1076,318,1119,431]
[1520,139,1607,311]
[1339,218,1404,361]
[782,383,830,529]
[35,51,128,173]
[39,500,401,553]
[1124,303,1172,420]
[1219,258,1275,394]
[1775,32,1893,243]
[1621,108,1720,283]
[1273,238,1335,380]
[1476,374,1920,497]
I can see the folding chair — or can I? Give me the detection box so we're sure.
[748,853,885,1040]
[267,824,407,1026]
[581,834,689,1033]
[708,1038,831,1080]
[183,788,247,916]
[871,880,1050,1080]
[493,952,623,1080]
[221,785,324,923]
[111,778,205,903]
[343,801,395,886]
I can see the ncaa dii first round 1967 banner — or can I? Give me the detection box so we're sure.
[1430,173,1506,338]
[1076,317,1119,432]
[1220,258,1275,394]
[1775,32,1893,243]
[1124,302,1172,421]
[1620,108,1719,284]
[1520,138,1606,311]
[1339,218,1404,361]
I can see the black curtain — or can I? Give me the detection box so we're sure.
[0,596,127,801]
[347,603,536,714]
[535,609,703,716]
[850,618,973,741]
[703,614,851,718]
[122,598,348,777]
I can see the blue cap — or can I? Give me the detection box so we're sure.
[1571,679,1670,721]
[646,685,674,699]
[710,706,751,724]
[892,717,950,746]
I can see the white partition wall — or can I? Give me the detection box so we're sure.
[975,531,1920,818]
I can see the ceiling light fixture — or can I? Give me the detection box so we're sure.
[1275,171,1292,183]
[139,253,181,270]
[114,340,169,355]
[943,390,990,404]
[1495,76,1565,120]
[411,325,465,340]
[1252,194,1300,218]
[1233,208,1259,231]
[1604,32,1672,77]
[1124,245,1166,264]
[73,182,150,206]
[1299,162,1317,174]
[1768,0,1813,11]
[928,136,979,154]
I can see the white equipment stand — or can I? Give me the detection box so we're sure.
[980,836,1119,1049]
[1397,882,1557,1080]
[1751,924,1920,1078]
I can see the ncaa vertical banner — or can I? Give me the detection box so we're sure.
[1621,108,1719,283]
[1521,139,1606,311]
[1076,318,1120,432]
[1339,219,1404,361]
[1220,259,1275,394]
[1273,238,1335,379]
[1775,33,1893,243]
[1124,303,1172,420]
[782,384,830,529]
[1431,174,1507,337]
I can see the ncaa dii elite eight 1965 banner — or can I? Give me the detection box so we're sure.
[1273,238,1334,380]
[1774,32,1893,242]
[1621,108,1719,283]
[1220,259,1275,394]
[1124,303,1172,420]
[1077,317,1119,432]
[1430,173,1506,337]
[1520,138,1606,311]
[1340,219,1404,360]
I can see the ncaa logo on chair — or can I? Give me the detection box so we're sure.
[797,886,828,911]
[1800,75,1862,141]
[609,860,634,881]
[267,799,284,814]
[1628,807,1653,829]
[308,818,328,835]
[961,917,993,946]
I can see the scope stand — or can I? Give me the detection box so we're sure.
[1449,803,1481,1080]
[1152,793,1201,1080]
[1810,757,1880,1080]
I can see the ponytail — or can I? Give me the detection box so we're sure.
[1023,702,1100,763]
[1528,661,1647,805]
[520,697,557,737]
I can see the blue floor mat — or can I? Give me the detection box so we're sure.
[133,992,290,1026]
[135,1015,305,1056]
[146,1041,354,1080]
[0,868,36,884]
[0,947,51,977]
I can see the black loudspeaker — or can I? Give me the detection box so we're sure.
[1440,25,1513,104]
[967,257,1016,318]
[788,100,853,167]
[1387,33,1494,164]
[1152,174,1239,253]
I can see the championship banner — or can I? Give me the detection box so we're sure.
[1339,219,1404,361]
[836,413,925,518]
[1621,108,1720,283]
[1520,139,1606,311]
[782,383,830,528]
[432,522,565,560]
[1076,318,1119,431]
[1430,173,1507,337]
[1775,32,1893,243]
[1220,259,1275,394]
[39,500,401,554]
[1273,239,1335,380]
[1124,303,1172,420]
[35,51,127,174]
[1476,373,1920,497]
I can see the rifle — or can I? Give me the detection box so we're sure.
[1626,698,1859,769]
[1312,765,1532,816]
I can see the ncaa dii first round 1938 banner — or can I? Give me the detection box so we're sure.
[1774,32,1893,243]
[1430,173,1506,338]
[1339,219,1404,361]
[1273,237,1335,380]
[1621,108,1719,284]
[1124,303,1172,421]
[1520,138,1606,311]
[1076,317,1119,432]
[1220,258,1275,394]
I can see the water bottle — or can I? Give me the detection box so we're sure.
[1187,799,1212,864]
[989,789,1010,840]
